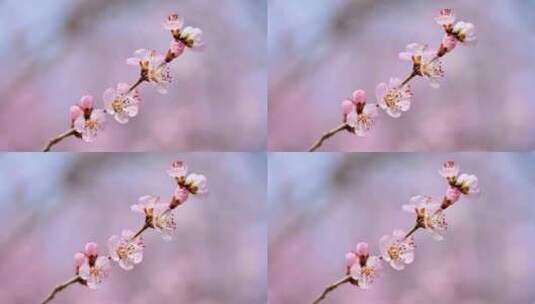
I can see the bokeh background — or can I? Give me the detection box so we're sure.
[0,153,266,303]
[268,0,535,151]
[269,153,535,303]
[0,0,266,151]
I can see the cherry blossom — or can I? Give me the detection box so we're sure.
[376,78,413,118]
[164,13,184,31]
[103,83,141,124]
[108,230,144,271]
[399,43,444,88]
[131,195,176,240]
[167,160,188,179]
[456,173,480,196]
[180,26,204,50]
[185,173,208,195]
[439,160,460,179]
[434,8,456,27]
[452,21,476,44]
[127,49,172,94]
[379,230,416,270]
[349,255,382,289]
[77,242,111,289]
[403,195,447,241]
[342,89,379,136]
[73,109,106,142]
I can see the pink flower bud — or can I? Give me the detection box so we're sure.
[74,252,86,267]
[79,95,94,110]
[442,35,457,52]
[355,242,369,256]
[84,242,98,257]
[352,89,367,104]
[445,186,462,203]
[345,252,357,268]
[174,186,190,204]
[69,105,83,121]
[341,99,354,115]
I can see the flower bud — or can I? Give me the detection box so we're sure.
[355,242,369,256]
[345,252,357,268]
[84,242,98,257]
[352,89,367,104]
[69,105,83,121]
[79,95,94,110]
[341,99,354,115]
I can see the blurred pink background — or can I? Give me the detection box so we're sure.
[0,0,266,151]
[268,0,535,151]
[269,153,535,303]
[0,153,266,303]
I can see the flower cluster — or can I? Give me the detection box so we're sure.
[338,8,475,139]
[65,161,207,290]
[45,14,203,150]
[340,161,478,291]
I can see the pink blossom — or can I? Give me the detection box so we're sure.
[376,78,412,117]
[452,21,476,44]
[355,242,369,257]
[346,103,378,136]
[379,230,415,270]
[167,160,188,179]
[152,203,176,241]
[127,49,172,94]
[78,256,111,289]
[84,242,98,257]
[403,195,447,241]
[399,43,444,88]
[164,13,184,31]
[341,99,354,115]
[352,89,367,104]
[345,252,357,269]
[185,173,208,195]
[103,83,141,124]
[350,255,382,289]
[131,195,176,240]
[439,160,460,179]
[69,105,83,122]
[74,252,86,273]
[180,26,204,50]
[456,173,480,196]
[79,95,94,110]
[73,109,106,142]
[77,242,110,289]
[434,8,456,26]
[108,230,144,271]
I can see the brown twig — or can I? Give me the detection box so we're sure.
[42,128,77,152]
[308,123,349,152]
[312,275,352,304]
[41,275,82,304]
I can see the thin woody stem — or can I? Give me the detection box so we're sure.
[127,77,145,94]
[41,275,82,304]
[308,123,349,152]
[42,128,77,152]
[131,223,150,240]
[404,224,420,239]
[312,275,352,304]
